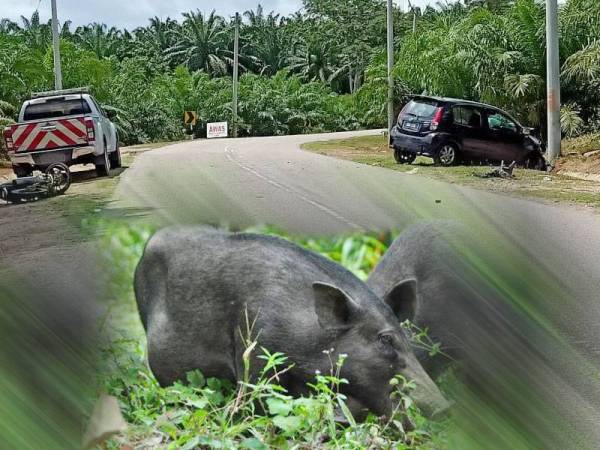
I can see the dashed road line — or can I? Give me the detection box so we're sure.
[225,146,363,230]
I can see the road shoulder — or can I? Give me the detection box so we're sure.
[302,134,600,211]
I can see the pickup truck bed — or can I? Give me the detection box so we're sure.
[10,116,90,153]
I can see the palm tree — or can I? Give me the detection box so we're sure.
[0,19,19,34]
[19,11,52,53]
[465,0,513,12]
[244,4,282,28]
[563,40,600,86]
[165,10,232,76]
[147,17,178,51]
[242,5,287,76]
[287,39,336,84]
[134,17,178,53]
[74,23,122,59]
[60,20,73,38]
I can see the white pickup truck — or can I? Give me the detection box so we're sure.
[3,88,120,177]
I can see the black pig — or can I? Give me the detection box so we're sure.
[134,228,450,419]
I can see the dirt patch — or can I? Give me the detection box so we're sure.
[556,153,600,176]
[0,159,132,274]
[0,166,12,181]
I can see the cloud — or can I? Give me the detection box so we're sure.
[2,0,439,30]
[1,0,303,29]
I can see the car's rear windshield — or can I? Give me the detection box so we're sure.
[401,99,441,120]
[23,98,91,121]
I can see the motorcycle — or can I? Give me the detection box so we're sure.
[0,163,71,204]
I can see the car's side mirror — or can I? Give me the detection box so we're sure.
[522,127,532,136]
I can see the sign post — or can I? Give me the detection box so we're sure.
[184,111,198,138]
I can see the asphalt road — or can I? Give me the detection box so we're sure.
[108,131,600,448]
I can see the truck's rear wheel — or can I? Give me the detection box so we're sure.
[109,142,122,168]
[95,146,111,177]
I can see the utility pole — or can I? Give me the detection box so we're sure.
[408,1,416,34]
[51,0,63,90]
[546,0,561,166]
[232,12,240,138]
[387,0,395,133]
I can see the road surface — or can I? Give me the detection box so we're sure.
[108,131,600,448]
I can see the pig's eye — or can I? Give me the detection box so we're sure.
[378,334,395,349]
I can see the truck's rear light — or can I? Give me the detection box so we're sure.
[84,119,95,141]
[3,127,14,152]
[431,107,444,131]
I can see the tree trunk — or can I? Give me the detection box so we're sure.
[353,70,362,93]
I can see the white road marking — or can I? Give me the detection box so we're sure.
[225,145,363,231]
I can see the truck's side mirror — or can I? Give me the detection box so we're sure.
[104,108,117,119]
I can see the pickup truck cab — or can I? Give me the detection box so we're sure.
[3,88,120,177]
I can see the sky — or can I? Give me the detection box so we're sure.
[1,0,438,30]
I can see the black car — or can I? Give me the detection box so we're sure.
[389,96,547,170]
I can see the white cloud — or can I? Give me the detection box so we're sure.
[1,0,440,30]
[1,0,302,29]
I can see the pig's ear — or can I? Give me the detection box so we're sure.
[383,278,417,322]
[312,282,360,330]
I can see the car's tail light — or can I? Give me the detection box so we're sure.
[431,107,444,131]
[84,118,95,142]
[3,127,14,153]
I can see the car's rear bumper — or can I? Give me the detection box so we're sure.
[390,127,438,157]
[9,146,95,167]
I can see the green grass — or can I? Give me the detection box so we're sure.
[303,135,600,210]
[93,222,449,449]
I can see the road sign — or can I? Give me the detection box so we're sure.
[184,111,198,126]
[207,122,228,139]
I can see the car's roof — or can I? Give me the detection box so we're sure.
[411,95,500,111]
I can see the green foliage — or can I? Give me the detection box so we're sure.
[0,100,16,158]
[102,332,446,449]
[560,104,585,138]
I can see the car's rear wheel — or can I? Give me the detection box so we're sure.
[435,143,459,167]
[394,149,417,165]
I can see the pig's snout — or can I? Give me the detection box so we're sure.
[419,397,453,421]
[401,356,453,420]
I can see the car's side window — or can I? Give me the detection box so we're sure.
[487,112,518,133]
[452,106,482,129]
